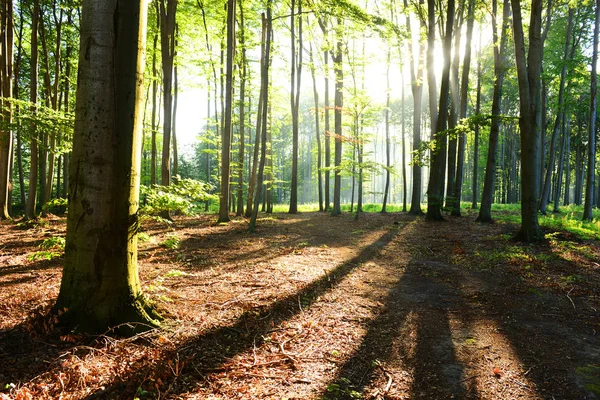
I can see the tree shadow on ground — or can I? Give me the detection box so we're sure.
[82,226,402,398]
[320,217,600,399]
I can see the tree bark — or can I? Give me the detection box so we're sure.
[55,0,159,334]
[25,0,40,220]
[426,0,454,221]
[0,0,14,219]
[477,0,510,222]
[540,7,573,215]
[249,6,271,232]
[159,0,176,190]
[218,0,235,223]
[236,0,246,217]
[331,18,343,216]
[451,0,474,216]
[584,0,600,221]
[310,41,323,211]
[289,0,302,214]
[404,0,425,215]
[511,0,544,241]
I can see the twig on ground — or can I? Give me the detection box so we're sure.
[566,288,576,310]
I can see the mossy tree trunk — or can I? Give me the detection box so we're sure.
[55,0,159,334]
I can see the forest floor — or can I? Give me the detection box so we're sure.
[1,209,600,399]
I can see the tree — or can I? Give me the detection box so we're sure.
[160,0,177,197]
[55,0,160,333]
[583,0,599,221]
[426,0,454,221]
[25,0,40,220]
[404,0,425,216]
[540,6,574,215]
[218,0,235,223]
[477,0,510,223]
[331,18,343,216]
[450,0,475,216]
[0,0,13,219]
[289,0,302,214]
[511,0,544,241]
[249,4,272,232]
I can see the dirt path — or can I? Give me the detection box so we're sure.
[1,212,599,399]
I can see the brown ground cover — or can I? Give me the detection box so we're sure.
[1,210,599,399]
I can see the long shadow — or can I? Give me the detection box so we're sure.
[168,212,394,275]
[83,226,401,398]
[323,216,600,399]
[323,256,474,399]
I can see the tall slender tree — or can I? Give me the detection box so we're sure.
[583,0,600,220]
[511,0,544,241]
[426,0,454,221]
[477,0,510,222]
[25,0,40,220]
[0,0,13,219]
[218,0,236,223]
[159,0,177,191]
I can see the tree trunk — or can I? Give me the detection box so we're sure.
[445,8,464,210]
[249,7,271,232]
[540,7,573,214]
[477,0,510,222]
[151,0,159,185]
[310,42,323,211]
[451,0,475,216]
[381,30,391,213]
[404,0,425,215]
[218,0,235,223]
[55,0,159,334]
[471,30,482,209]
[426,0,454,221]
[511,0,544,241]
[289,0,302,214]
[331,18,343,216]
[160,0,176,191]
[0,0,14,219]
[172,29,179,177]
[25,0,40,220]
[236,0,246,217]
[584,0,600,221]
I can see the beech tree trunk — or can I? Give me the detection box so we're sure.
[310,41,323,211]
[426,0,454,221]
[404,0,425,215]
[511,0,544,241]
[477,0,510,222]
[540,7,573,215]
[160,0,177,189]
[25,0,40,220]
[584,0,600,221]
[218,0,235,223]
[249,6,271,232]
[55,0,159,334]
[331,18,343,216]
[289,0,302,214]
[451,0,475,216]
[0,0,14,219]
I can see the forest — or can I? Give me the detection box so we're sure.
[1,0,600,398]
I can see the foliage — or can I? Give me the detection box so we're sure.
[0,98,74,155]
[42,198,68,213]
[28,236,66,261]
[140,176,217,216]
[162,235,181,250]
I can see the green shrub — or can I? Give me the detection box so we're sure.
[140,176,216,216]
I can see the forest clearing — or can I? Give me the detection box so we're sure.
[1,209,600,399]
